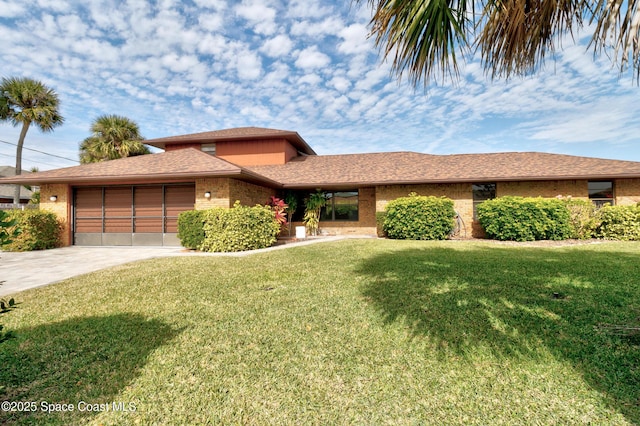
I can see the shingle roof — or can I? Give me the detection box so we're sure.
[145,126,317,155]
[2,149,639,189]
[246,151,640,188]
[0,149,279,186]
[0,166,33,199]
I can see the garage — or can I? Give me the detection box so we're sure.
[73,184,195,246]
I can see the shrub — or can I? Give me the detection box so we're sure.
[375,211,387,238]
[177,210,207,250]
[596,204,640,240]
[0,210,18,246]
[2,209,62,251]
[200,202,281,252]
[383,194,455,240]
[477,196,571,241]
[563,198,599,239]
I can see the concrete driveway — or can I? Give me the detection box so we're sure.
[0,236,355,296]
[0,246,192,296]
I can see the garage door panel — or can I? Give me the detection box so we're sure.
[104,187,132,218]
[134,217,163,233]
[76,217,102,233]
[104,217,132,233]
[74,184,194,246]
[165,185,195,215]
[75,188,102,217]
[135,187,163,216]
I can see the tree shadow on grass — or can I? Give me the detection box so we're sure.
[0,313,178,425]
[357,244,640,423]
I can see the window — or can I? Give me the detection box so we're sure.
[472,183,496,218]
[201,143,216,155]
[321,191,359,221]
[589,181,614,207]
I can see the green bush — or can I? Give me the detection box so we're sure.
[0,210,18,246]
[477,196,572,241]
[596,204,640,240]
[200,202,280,252]
[177,210,207,250]
[563,199,599,239]
[2,209,62,251]
[375,211,387,238]
[383,194,455,240]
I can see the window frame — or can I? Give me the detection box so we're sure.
[472,183,496,219]
[320,190,359,222]
[588,181,614,207]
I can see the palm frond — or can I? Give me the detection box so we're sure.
[478,0,583,78]
[590,0,640,81]
[364,0,473,85]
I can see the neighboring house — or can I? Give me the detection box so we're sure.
[0,166,34,204]
[1,127,639,247]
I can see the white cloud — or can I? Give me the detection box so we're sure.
[286,0,332,18]
[161,54,201,73]
[36,0,71,12]
[236,51,262,80]
[337,24,370,55]
[295,46,331,70]
[197,13,224,31]
[235,0,277,35]
[261,34,294,58]
[290,17,344,38]
[0,0,26,17]
[330,76,351,92]
[193,0,226,9]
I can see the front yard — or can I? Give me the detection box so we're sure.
[1,239,638,425]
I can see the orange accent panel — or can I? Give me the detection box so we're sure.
[216,139,296,166]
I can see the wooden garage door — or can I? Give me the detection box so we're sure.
[73,184,195,246]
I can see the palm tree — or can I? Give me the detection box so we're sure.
[79,114,150,164]
[359,0,640,85]
[0,77,64,204]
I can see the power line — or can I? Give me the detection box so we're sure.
[0,138,79,163]
[0,151,70,169]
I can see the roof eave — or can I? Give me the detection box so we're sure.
[278,173,640,188]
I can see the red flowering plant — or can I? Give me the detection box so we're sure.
[267,196,289,228]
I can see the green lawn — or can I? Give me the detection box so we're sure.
[1,239,639,425]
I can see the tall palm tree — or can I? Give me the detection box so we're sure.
[360,0,640,85]
[79,114,150,164]
[0,77,64,204]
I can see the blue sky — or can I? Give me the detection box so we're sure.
[1,0,639,171]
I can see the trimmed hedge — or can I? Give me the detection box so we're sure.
[477,196,571,241]
[2,209,62,251]
[383,194,455,240]
[596,204,640,240]
[200,202,281,252]
[177,210,207,250]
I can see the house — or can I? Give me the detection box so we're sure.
[1,126,639,247]
[0,166,34,204]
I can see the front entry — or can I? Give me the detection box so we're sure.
[73,184,195,246]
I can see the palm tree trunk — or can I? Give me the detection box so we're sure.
[13,121,31,204]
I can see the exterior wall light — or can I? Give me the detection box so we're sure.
[49,195,58,202]
[204,191,211,199]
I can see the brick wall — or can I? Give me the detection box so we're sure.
[615,178,640,205]
[229,179,275,206]
[497,180,588,199]
[195,177,231,209]
[40,183,72,246]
